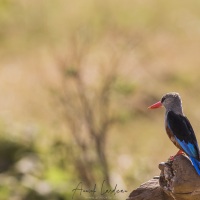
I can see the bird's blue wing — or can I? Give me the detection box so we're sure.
[175,137,198,158]
[167,111,200,160]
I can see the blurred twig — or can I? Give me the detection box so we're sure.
[52,41,122,188]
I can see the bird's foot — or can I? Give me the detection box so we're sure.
[168,150,185,161]
[175,150,185,156]
[168,156,175,161]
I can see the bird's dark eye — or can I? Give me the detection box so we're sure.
[161,97,166,103]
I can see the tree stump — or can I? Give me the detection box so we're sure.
[127,155,200,200]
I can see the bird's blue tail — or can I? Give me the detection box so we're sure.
[189,156,200,175]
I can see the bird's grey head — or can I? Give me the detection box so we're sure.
[161,92,183,114]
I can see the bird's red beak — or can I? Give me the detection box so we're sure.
[148,101,162,109]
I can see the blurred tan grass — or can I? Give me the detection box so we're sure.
[0,0,200,199]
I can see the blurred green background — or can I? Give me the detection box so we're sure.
[1,0,200,199]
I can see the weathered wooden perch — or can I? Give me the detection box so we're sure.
[127,155,200,200]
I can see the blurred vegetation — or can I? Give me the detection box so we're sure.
[0,0,200,199]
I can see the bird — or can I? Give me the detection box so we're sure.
[148,92,200,175]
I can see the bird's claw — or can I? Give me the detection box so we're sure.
[168,156,175,161]
[168,150,185,161]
